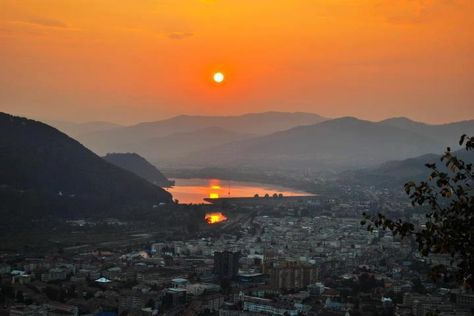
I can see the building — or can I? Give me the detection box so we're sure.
[44,303,79,316]
[265,260,319,290]
[119,295,145,314]
[0,264,11,274]
[9,305,47,316]
[171,278,189,289]
[214,251,241,280]
[202,294,225,312]
[243,296,299,316]
[455,292,474,307]
[162,288,187,308]
[308,282,325,297]
[237,272,265,284]
[41,268,67,282]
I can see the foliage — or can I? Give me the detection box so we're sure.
[362,135,474,287]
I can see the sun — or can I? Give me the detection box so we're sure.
[213,72,224,83]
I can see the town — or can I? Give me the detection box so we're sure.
[1,185,473,316]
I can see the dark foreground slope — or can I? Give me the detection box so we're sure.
[103,153,174,187]
[0,112,172,220]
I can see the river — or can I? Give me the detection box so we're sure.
[165,178,311,204]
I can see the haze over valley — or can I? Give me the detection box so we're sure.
[49,112,474,174]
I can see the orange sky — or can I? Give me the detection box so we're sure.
[0,0,473,124]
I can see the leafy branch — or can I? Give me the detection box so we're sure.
[362,135,474,287]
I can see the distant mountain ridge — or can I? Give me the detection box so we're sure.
[103,153,174,187]
[178,116,474,172]
[0,112,172,220]
[379,117,474,147]
[51,113,474,173]
[123,111,327,136]
[128,126,254,162]
[75,111,328,156]
[48,120,122,137]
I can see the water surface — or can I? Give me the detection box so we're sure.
[166,178,311,204]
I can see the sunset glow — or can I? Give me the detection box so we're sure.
[1,1,473,123]
[205,212,228,224]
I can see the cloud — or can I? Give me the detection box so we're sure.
[27,17,69,28]
[167,31,194,40]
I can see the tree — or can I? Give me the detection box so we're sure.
[362,135,474,287]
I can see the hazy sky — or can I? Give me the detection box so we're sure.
[0,0,473,124]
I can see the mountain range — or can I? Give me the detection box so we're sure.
[71,112,327,158]
[53,113,474,172]
[125,126,254,162]
[176,117,474,172]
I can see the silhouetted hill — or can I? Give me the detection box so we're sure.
[181,117,469,171]
[77,112,327,155]
[103,153,174,187]
[340,149,474,187]
[0,112,172,220]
